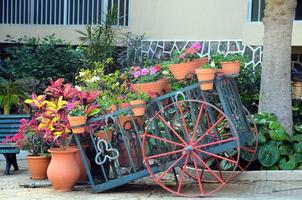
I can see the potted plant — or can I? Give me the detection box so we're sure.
[67,104,87,134]
[3,117,51,180]
[130,65,165,97]
[96,126,115,142]
[168,42,208,80]
[220,53,245,76]
[127,92,150,117]
[24,78,101,191]
[195,63,216,91]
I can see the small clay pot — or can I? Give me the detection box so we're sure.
[130,100,146,116]
[195,68,216,91]
[27,155,50,180]
[68,116,87,134]
[221,61,240,76]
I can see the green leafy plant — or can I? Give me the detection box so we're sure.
[126,92,150,102]
[254,112,302,169]
[0,77,37,114]
[68,104,86,116]
[4,35,82,91]
[171,42,202,64]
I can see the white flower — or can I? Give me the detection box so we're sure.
[162,70,169,76]
[75,85,82,91]
[91,76,100,82]
[116,82,120,86]
[79,71,86,77]
[210,61,216,68]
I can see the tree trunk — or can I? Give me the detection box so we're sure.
[259,0,297,135]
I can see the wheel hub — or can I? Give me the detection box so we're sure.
[185,145,193,153]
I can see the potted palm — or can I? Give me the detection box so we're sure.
[195,63,216,91]
[168,42,208,80]
[3,117,50,180]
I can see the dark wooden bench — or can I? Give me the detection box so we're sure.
[0,114,30,175]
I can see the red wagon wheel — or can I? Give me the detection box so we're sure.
[142,100,240,197]
[185,105,259,182]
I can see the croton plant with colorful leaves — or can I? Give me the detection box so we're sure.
[5,78,100,150]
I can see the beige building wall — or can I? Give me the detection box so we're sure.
[0,0,301,46]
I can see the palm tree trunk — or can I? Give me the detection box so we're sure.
[259,0,297,135]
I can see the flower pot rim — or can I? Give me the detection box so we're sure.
[130,100,146,104]
[67,115,87,119]
[27,155,51,159]
[48,147,79,154]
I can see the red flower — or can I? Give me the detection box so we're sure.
[155,64,161,72]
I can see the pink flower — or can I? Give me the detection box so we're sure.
[186,47,196,55]
[192,42,202,51]
[133,71,141,78]
[20,118,27,124]
[179,53,186,59]
[141,68,150,76]
[150,67,157,75]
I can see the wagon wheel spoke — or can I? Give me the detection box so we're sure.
[157,113,187,145]
[177,154,190,193]
[156,153,187,181]
[194,148,238,166]
[176,101,190,143]
[193,116,225,145]
[144,133,185,148]
[192,103,204,143]
[147,149,185,160]
[191,153,205,195]
[192,152,225,184]
[194,137,238,149]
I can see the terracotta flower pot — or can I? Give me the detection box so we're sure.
[157,77,171,92]
[47,147,81,191]
[118,115,133,130]
[130,100,146,116]
[195,68,216,91]
[27,155,50,180]
[221,61,240,76]
[74,147,91,182]
[106,105,117,113]
[168,57,208,80]
[132,80,163,96]
[68,116,87,134]
[96,130,113,142]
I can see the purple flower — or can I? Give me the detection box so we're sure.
[67,102,74,111]
[141,68,150,76]
[150,67,157,75]
[133,70,141,78]
[192,42,202,51]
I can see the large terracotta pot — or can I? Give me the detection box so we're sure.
[130,100,146,116]
[132,80,163,96]
[168,57,208,80]
[195,68,216,91]
[68,116,87,134]
[27,155,50,180]
[74,147,91,182]
[47,147,81,191]
[69,145,91,182]
[221,61,240,76]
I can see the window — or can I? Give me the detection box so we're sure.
[0,0,129,26]
[249,0,302,22]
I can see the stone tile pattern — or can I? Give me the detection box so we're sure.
[141,40,263,67]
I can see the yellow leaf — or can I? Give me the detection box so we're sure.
[53,131,62,136]
[47,101,57,109]
[24,99,33,104]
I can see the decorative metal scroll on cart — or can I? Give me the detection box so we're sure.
[74,76,258,197]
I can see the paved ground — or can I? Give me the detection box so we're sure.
[1,158,302,200]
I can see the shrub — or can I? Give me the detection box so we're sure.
[3,34,83,91]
